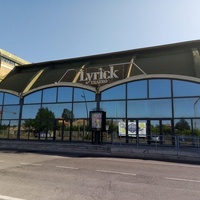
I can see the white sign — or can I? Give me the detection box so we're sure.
[118,122,146,137]
[79,66,119,85]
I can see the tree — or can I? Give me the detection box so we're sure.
[175,118,190,131]
[34,107,55,132]
[62,108,74,121]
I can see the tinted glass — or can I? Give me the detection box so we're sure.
[193,118,200,130]
[100,101,125,118]
[173,80,200,97]
[174,98,198,118]
[127,99,172,118]
[42,88,57,103]
[73,102,96,118]
[0,92,3,105]
[57,87,73,102]
[42,103,72,118]
[127,80,147,99]
[149,79,171,98]
[22,104,41,119]
[101,84,126,100]
[1,105,20,119]
[4,93,19,105]
[74,88,95,101]
[24,91,42,104]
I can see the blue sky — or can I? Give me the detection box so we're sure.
[1,0,200,63]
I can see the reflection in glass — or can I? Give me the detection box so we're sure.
[22,105,41,119]
[127,80,147,99]
[9,120,18,139]
[58,87,73,102]
[1,106,20,119]
[24,91,42,104]
[162,120,172,135]
[42,87,57,103]
[41,103,72,119]
[173,80,200,97]
[71,119,86,142]
[21,119,37,140]
[102,119,112,143]
[174,118,192,136]
[101,84,126,100]
[0,119,9,139]
[74,88,95,101]
[100,101,125,118]
[149,79,171,98]
[151,120,160,135]
[192,119,200,136]
[4,93,19,105]
[73,102,96,118]
[0,92,3,105]
[63,119,70,141]
[174,98,198,118]
[128,99,172,118]
[0,119,18,139]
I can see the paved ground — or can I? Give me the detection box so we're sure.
[0,152,200,200]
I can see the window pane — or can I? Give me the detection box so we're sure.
[1,106,20,119]
[42,103,72,118]
[74,88,95,101]
[0,119,18,139]
[24,91,42,104]
[101,84,126,100]
[58,87,73,102]
[127,99,172,118]
[173,80,200,97]
[127,80,147,99]
[193,118,200,131]
[4,93,19,105]
[9,120,18,139]
[22,105,41,119]
[174,98,198,118]
[0,92,3,105]
[174,118,192,135]
[73,102,96,118]
[149,79,171,98]
[42,88,57,103]
[100,101,125,118]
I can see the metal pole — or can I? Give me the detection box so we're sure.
[81,90,88,123]
[81,90,89,142]
[194,97,200,130]
[58,69,75,83]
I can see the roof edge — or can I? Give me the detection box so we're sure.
[16,39,200,68]
[0,49,30,65]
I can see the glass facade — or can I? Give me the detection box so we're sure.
[0,79,200,144]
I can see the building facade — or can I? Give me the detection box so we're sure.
[0,40,200,146]
[0,49,30,82]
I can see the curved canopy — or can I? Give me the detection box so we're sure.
[1,40,200,95]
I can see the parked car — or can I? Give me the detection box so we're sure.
[150,136,160,143]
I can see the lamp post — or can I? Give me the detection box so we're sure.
[81,90,89,141]
[81,91,88,123]
[194,97,200,130]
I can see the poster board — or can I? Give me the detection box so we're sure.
[118,121,146,137]
[89,111,106,131]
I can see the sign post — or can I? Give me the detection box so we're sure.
[89,111,106,144]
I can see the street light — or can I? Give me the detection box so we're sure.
[194,97,200,129]
[81,90,89,141]
[81,90,88,122]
